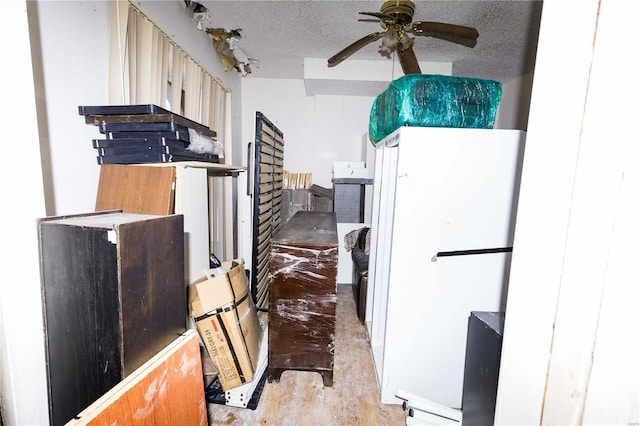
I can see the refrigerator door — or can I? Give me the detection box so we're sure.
[385,252,511,408]
[367,133,400,383]
[367,126,525,407]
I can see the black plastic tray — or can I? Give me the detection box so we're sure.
[99,121,189,134]
[106,130,190,142]
[92,138,190,149]
[80,104,215,137]
[96,145,172,156]
[96,151,219,165]
[78,104,173,116]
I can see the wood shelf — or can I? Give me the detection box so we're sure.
[134,161,246,177]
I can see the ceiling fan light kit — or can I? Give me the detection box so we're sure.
[328,0,479,76]
[379,31,400,58]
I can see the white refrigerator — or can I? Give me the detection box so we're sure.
[365,126,526,408]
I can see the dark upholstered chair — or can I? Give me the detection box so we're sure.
[350,227,370,323]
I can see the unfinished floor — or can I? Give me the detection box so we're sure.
[206,285,406,425]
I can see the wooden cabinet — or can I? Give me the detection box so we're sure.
[267,211,338,387]
[38,211,186,425]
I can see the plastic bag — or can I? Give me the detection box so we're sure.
[369,74,502,144]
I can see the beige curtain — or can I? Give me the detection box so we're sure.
[169,45,185,114]
[108,0,129,104]
[108,1,229,130]
[108,0,237,257]
[183,58,201,119]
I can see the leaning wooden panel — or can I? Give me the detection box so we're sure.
[95,164,176,215]
[68,330,207,426]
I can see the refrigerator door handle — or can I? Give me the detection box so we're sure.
[431,247,513,262]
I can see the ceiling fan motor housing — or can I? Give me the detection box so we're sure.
[380,0,415,25]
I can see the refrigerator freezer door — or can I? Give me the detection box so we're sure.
[393,126,524,254]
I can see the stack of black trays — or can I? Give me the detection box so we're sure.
[79,104,219,165]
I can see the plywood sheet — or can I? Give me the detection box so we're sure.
[69,330,207,426]
[95,164,176,215]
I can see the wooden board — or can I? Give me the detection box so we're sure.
[68,330,207,426]
[95,164,176,215]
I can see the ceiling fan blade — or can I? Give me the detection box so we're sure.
[410,21,479,48]
[328,32,385,67]
[397,45,422,75]
[358,18,384,23]
[359,11,395,21]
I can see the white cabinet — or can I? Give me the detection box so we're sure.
[366,127,525,408]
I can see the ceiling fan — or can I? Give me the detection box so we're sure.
[327,0,479,75]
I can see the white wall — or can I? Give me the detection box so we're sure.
[495,72,534,130]
[33,0,111,215]
[238,78,376,264]
[0,2,49,425]
[496,0,640,424]
[240,78,375,188]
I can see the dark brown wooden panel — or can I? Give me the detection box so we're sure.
[117,216,186,375]
[39,221,122,426]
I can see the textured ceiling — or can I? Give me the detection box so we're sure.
[197,0,543,84]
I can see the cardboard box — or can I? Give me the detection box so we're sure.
[188,259,263,391]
